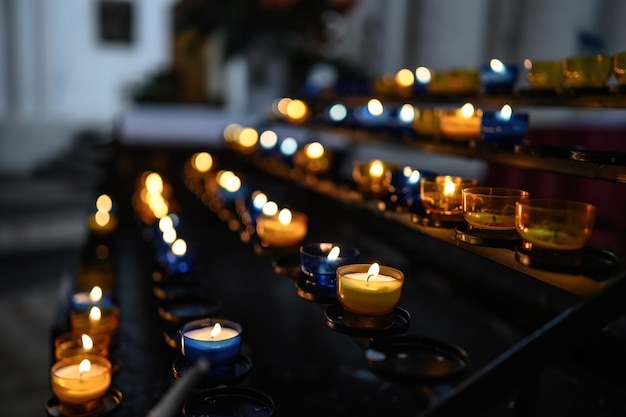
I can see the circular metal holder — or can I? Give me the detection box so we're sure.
[324,304,410,338]
[295,277,337,304]
[46,388,122,417]
[515,244,620,276]
[272,252,301,279]
[364,335,468,384]
[455,223,520,248]
[182,387,274,417]
[173,354,252,388]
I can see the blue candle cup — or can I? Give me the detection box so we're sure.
[181,318,242,368]
[300,243,360,290]
[70,290,115,312]
[388,168,437,207]
[480,62,519,94]
[480,110,529,146]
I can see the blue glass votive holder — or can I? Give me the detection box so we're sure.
[70,288,115,311]
[181,318,242,368]
[388,167,437,208]
[480,110,529,146]
[480,62,519,94]
[300,243,360,289]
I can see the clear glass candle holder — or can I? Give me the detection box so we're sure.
[516,199,596,251]
[463,187,530,231]
[421,176,478,219]
[352,160,398,196]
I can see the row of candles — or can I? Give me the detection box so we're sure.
[268,96,529,145]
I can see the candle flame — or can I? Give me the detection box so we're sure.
[415,66,432,84]
[305,142,324,159]
[94,210,110,227]
[252,191,268,210]
[262,201,278,216]
[171,239,187,256]
[191,152,213,172]
[162,228,177,244]
[369,160,385,178]
[210,323,222,339]
[79,359,91,376]
[490,58,505,73]
[158,216,174,232]
[89,306,101,323]
[327,246,341,260]
[460,103,475,119]
[443,176,456,196]
[89,286,103,303]
[395,68,414,87]
[367,99,384,116]
[498,104,512,121]
[259,130,278,150]
[367,263,380,281]
[81,334,94,351]
[278,209,292,225]
[95,194,113,212]
[145,172,163,195]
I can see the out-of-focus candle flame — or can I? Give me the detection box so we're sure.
[252,192,268,210]
[278,209,292,225]
[162,228,177,244]
[367,263,380,280]
[192,152,213,172]
[210,323,222,339]
[262,201,278,216]
[395,68,414,87]
[460,103,475,119]
[415,66,432,84]
[96,194,112,212]
[523,59,532,70]
[81,334,94,350]
[238,127,258,148]
[327,246,341,260]
[443,176,456,196]
[305,142,324,159]
[490,58,505,73]
[89,306,101,323]
[398,104,415,123]
[159,216,174,232]
[369,160,385,178]
[89,286,103,302]
[328,103,347,121]
[406,167,421,184]
[259,130,278,150]
[171,239,187,256]
[367,99,384,116]
[280,137,298,156]
[217,171,242,192]
[145,173,163,195]
[498,104,512,121]
[79,359,91,376]
[286,99,307,120]
[94,210,110,227]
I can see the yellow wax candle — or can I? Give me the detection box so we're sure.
[337,263,404,315]
[51,356,111,404]
[517,227,587,250]
[256,209,308,248]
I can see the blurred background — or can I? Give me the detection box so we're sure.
[1,1,625,416]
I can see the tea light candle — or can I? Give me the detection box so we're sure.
[480,104,529,145]
[480,58,519,93]
[421,176,478,218]
[51,355,112,405]
[256,208,308,248]
[517,227,588,251]
[462,187,529,231]
[70,306,120,337]
[54,332,111,360]
[336,263,404,316]
[180,318,242,367]
[71,286,114,311]
[353,160,398,196]
[300,243,360,288]
[439,103,482,139]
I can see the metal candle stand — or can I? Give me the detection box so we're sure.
[454,223,520,248]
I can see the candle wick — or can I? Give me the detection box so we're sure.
[492,215,496,223]
[366,274,373,282]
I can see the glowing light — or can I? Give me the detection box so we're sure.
[460,103,475,119]
[415,67,432,84]
[523,59,533,70]
[278,209,292,225]
[145,173,163,195]
[395,68,414,87]
[223,123,242,142]
[210,323,222,339]
[408,169,421,184]
[367,99,384,116]
[305,142,324,159]
[262,201,278,216]
[276,98,292,115]
[158,216,174,232]
[79,359,91,376]
[328,103,347,121]
[498,104,512,121]
[252,192,268,210]
[327,246,341,260]
[81,334,94,351]
[89,307,101,323]
[259,130,278,150]
[443,176,456,196]
[95,194,112,212]
[367,263,380,279]
[280,137,298,156]
[162,228,177,244]
[171,239,187,256]
[238,127,258,148]
[286,99,307,120]
[89,286,103,303]
[398,104,415,123]
[94,210,110,227]
[489,58,505,73]
[192,152,213,172]
[369,160,385,178]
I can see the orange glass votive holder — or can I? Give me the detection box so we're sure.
[421,176,478,220]
[54,331,111,361]
[462,187,530,231]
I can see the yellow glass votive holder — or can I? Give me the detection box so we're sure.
[563,54,612,89]
[413,107,442,137]
[516,199,596,251]
[336,263,404,329]
[54,331,111,361]
[352,160,398,197]
[51,354,112,415]
[439,104,482,140]
[428,68,479,94]
[613,50,626,86]
[421,176,478,220]
[525,59,564,90]
[462,187,530,231]
[70,306,120,339]
[256,210,308,248]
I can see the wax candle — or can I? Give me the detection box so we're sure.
[480,59,519,94]
[421,176,478,219]
[480,104,529,145]
[256,209,308,248]
[180,318,242,367]
[353,160,398,196]
[70,306,119,337]
[439,103,482,139]
[300,243,360,288]
[54,331,110,360]
[70,286,115,311]
[336,263,404,316]
[51,355,112,406]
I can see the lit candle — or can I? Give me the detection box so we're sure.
[54,331,111,360]
[51,355,112,407]
[439,103,482,139]
[421,176,478,218]
[480,58,519,94]
[352,160,398,196]
[300,243,360,288]
[70,285,114,311]
[480,104,529,145]
[517,227,589,251]
[256,208,308,248]
[336,263,404,316]
[293,141,331,174]
[70,306,119,337]
[180,318,242,367]
[462,187,529,230]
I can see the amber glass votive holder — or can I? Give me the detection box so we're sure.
[525,59,564,90]
[54,331,111,361]
[420,176,478,221]
[70,306,120,339]
[463,187,530,231]
[516,199,596,251]
[563,54,612,89]
[352,160,398,197]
